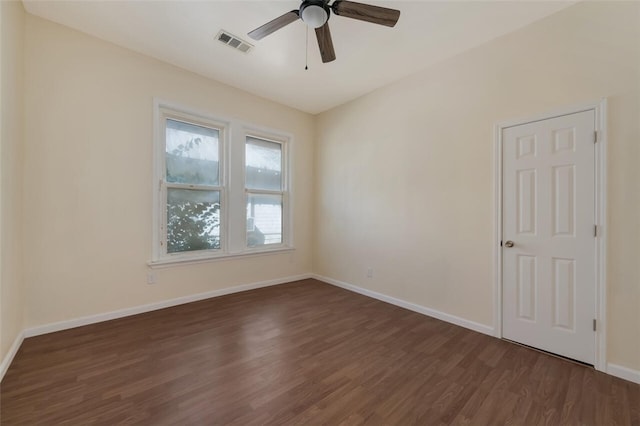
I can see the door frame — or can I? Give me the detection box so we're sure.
[493,99,607,372]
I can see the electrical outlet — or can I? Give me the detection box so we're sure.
[366,268,373,278]
[147,272,156,285]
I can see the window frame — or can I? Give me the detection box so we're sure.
[150,100,293,267]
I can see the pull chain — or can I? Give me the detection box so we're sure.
[305,26,309,70]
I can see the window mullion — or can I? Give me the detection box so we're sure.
[226,121,247,254]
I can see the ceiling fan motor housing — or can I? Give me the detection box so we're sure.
[300,0,331,28]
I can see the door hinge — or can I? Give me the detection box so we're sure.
[594,131,598,143]
[593,319,597,331]
[594,225,598,237]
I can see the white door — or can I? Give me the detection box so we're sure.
[502,110,596,364]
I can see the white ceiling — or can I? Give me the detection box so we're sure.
[22,1,574,114]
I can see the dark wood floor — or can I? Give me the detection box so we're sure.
[1,279,638,425]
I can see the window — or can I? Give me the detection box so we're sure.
[152,102,291,265]
[165,119,222,254]
[246,136,284,247]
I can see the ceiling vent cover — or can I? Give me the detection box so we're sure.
[216,30,253,53]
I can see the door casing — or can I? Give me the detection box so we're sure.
[493,99,607,372]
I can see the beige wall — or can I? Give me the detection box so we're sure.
[22,15,314,327]
[315,1,640,370]
[1,0,25,362]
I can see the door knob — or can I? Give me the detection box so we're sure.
[504,240,514,248]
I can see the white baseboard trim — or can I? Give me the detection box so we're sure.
[607,363,640,385]
[0,330,25,383]
[24,273,313,338]
[313,274,494,336]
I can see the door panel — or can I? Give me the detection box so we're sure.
[517,169,536,234]
[517,254,536,320]
[552,165,575,236]
[502,110,595,364]
[552,257,575,330]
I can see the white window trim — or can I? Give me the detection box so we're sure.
[150,99,294,268]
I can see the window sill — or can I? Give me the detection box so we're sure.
[148,247,295,269]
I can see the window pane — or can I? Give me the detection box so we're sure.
[246,194,282,247]
[246,137,282,191]
[167,189,220,253]
[166,119,219,185]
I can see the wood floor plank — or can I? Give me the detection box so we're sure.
[1,279,638,425]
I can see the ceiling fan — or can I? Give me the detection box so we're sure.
[248,0,401,63]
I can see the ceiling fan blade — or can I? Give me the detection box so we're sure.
[248,10,300,40]
[315,22,336,63]
[332,1,400,27]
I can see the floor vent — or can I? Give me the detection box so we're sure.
[216,30,253,53]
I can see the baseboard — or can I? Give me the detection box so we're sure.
[24,273,313,338]
[313,274,494,336]
[607,363,640,385]
[0,330,25,383]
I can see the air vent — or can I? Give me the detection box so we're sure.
[216,30,253,53]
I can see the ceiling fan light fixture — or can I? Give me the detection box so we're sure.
[248,0,401,63]
[300,3,328,28]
